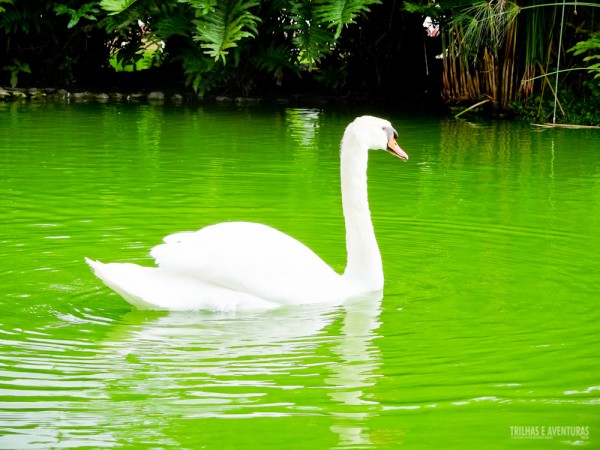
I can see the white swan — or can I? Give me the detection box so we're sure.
[86,116,408,311]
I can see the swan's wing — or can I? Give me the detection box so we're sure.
[150,222,344,305]
[85,258,277,311]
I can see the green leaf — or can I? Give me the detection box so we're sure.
[0,0,14,14]
[252,43,300,79]
[3,59,29,88]
[191,0,260,62]
[180,47,219,94]
[314,0,381,39]
[289,1,335,69]
[179,0,218,15]
[569,33,600,80]
[54,3,99,29]
[403,1,442,17]
[100,0,139,15]
[569,33,600,56]
[154,14,193,39]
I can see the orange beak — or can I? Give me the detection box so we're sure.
[387,135,409,161]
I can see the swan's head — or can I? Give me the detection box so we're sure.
[347,116,409,161]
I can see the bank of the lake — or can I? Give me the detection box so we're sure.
[2,83,599,127]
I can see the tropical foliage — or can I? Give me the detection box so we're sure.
[0,0,599,123]
[570,31,600,80]
[0,0,386,95]
[404,0,600,122]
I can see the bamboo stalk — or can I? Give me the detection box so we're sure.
[533,123,600,129]
[537,61,565,117]
[553,0,567,123]
[454,98,492,118]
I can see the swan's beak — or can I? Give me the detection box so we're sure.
[387,135,409,161]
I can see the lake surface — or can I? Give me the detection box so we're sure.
[0,102,598,449]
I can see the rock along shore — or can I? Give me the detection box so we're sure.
[0,86,274,105]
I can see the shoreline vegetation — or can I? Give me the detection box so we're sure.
[1,2,598,124]
[0,86,411,109]
[0,86,226,104]
[0,83,448,110]
[2,84,599,129]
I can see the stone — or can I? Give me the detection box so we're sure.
[10,89,27,99]
[55,89,71,100]
[148,91,165,101]
[28,88,46,100]
[235,97,260,104]
[127,92,145,101]
[73,91,93,101]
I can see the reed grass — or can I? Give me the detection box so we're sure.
[441,0,599,115]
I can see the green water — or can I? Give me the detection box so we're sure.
[0,103,598,449]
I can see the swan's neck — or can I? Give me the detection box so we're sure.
[340,131,383,291]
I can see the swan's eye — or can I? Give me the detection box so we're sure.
[382,126,398,139]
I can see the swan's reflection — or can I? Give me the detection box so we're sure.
[102,292,383,447]
[327,293,383,448]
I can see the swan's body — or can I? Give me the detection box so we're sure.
[86,116,408,311]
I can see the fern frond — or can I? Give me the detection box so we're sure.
[154,13,194,39]
[180,0,218,16]
[403,1,442,17]
[314,0,381,39]
[0,0,14,14]
[54,3,100,29]
[180,47,233,95]
[100,4,142,39]
[569,32,600,57]
[289,2,335,69]
[252,43,300,78]
[191,0,260,62]
[100,0,139,15]
[569,32,600,81]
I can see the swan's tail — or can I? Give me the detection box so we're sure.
[84,257,278,312]
[85,257,163,310]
